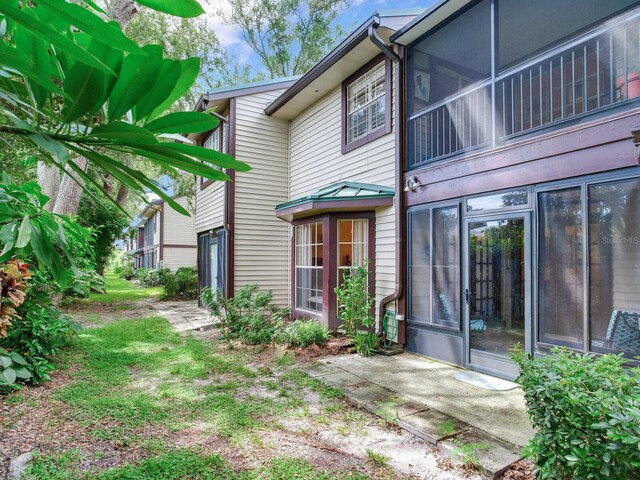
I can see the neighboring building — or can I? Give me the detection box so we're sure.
[266,10,421,331]
[125,196,196,271]
[393,0,640,378]
[192,77,297,304]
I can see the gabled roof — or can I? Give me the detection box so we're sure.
[275,182,395,221]
[264,9,423,120]
[390,0,473,45]
[194,76,301,113]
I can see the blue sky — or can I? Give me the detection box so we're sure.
[208,1,434,78]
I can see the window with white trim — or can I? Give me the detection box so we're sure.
[295,222,324,312]
[346,61,387,145]
[337,219,369,283]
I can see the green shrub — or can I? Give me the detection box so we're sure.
[512,346,640,480]
[279,320,330,347]
[160,267,198,300]
[137,268,170,287]
[201,284,290,345]
[334,262,377,356]
[0,347,31,394]
[121,265,134,280]
[4,272,79,384]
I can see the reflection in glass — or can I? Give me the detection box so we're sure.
[408,207,459,329]
[538,188,584,347]
[589,178,640,359]
[467,189,529,212]
[469,218,525,356]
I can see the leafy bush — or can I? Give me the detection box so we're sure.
[137,268,170,287]
[279,320,329,347]
[334,262,377,356]
[201,284,290,344]
[160,267,198,300]
[512,346,640,480]
[4,271,79,384]
[121,265,135,280]
[0,347,31,394]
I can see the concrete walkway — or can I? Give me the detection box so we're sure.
[302,353,534,478]
[152,301,217,332]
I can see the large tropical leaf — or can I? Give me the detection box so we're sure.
[146,57,200,121]
[90,122,158,145]
[135,0,204,18]
[33,0,143,54]
[108,45,163,120]
[0,43,65,98]
[163,143,252,171]
[62,60,106,122]
[0,3,113,74]
[86,39,123,114]
[13,25,50,107]
[132,59,182,122]
[145,112,220,134]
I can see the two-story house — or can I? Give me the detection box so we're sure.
[265,10,422,331]
[192,77,297,304]
[126,196,197,271]
[393,0,640,378]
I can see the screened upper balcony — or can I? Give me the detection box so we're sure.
[407,0,640,169]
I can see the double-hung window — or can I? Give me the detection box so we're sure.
[342,56,391,153]
[295,222,324,313]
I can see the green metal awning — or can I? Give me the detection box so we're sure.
[275,181,395,221]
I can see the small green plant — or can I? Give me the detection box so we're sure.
[365,449,389,467]
[0,347,31,393]
[437,418,457,437]
[275,350,295,367]
[450,441,492,468]
[121,265,134,280]
[511,345,640,480]
[374,402,397,426]
[354,331,378,356]
[334,261,379,356]
[201,284,290,345]
[137,267,170,288]
[279,319,330,347]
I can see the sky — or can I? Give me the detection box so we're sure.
[206,0,434,78]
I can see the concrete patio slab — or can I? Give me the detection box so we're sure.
[152,301,217,332]
[302,352,534,478]
[438,427,523,479]
[342,383,428,419]
[396,408,469,445]
[315,353,533,448]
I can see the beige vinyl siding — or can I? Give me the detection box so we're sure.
[612,240,640,312]
[288,70,397,325]
[234,90,290,306]
[163,246,197,271]
[163,197,196,246]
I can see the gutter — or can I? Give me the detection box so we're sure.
[224,98,237,298]
[369,19,406,343]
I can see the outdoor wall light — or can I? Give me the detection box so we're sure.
[404,175,421,192]
[632,126,640,163]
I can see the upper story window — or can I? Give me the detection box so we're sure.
[407,0,640,169]
[200,123,224,189]
[342,55,392,153]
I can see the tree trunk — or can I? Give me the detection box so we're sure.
[37,162,60,211]
[52,156,88,216]
[110,0,137,29]
[116,184,129,207]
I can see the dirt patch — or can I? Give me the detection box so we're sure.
[63,299,158,328]
[501,460,535,479]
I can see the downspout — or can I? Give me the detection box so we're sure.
[369,18,406,343]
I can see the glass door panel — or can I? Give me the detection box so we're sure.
[466,215,529,378]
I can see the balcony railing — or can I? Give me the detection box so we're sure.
[408,11,640,168]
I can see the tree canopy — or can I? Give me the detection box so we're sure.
[221,0,348,78]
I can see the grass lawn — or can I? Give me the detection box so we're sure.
[3,274,477,480]
[88,272,162,303]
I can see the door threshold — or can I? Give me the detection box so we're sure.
[454,370,519,391]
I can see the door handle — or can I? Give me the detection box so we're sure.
[464,288,471,305]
